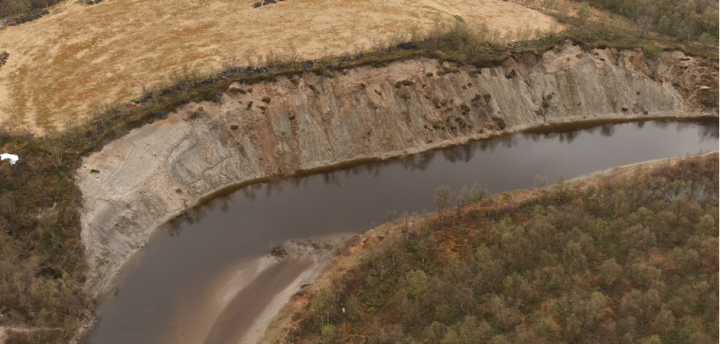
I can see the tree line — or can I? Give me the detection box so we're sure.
[560,0,718,43]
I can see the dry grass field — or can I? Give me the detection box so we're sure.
[0,0,559,135]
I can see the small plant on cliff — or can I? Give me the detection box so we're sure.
[229,86,247,95]
[314,59,328,77]
[190,106,204,119]
[374,89,382,96]
[262,97,271,103]
[394,80,413,88]
[247,101,253,110]
[491,115,506,130]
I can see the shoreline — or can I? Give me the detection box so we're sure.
[75,118,718,343]
[73,44,717,341]
[259,150,720,343]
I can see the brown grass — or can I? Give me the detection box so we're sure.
[0,0,559,135]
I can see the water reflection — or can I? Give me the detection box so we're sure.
[171,118,718,235]
[695,121,719,140]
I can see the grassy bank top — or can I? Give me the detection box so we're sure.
[0,0,559,135]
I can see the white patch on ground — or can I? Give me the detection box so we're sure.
[0,153,18,164]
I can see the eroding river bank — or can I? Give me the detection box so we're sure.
[84,118,718,344]
[76,45,718,298]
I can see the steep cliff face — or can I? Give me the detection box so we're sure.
[76,43,718,294]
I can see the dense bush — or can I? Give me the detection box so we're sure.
[0,135,93,343]
[291,153,719,343]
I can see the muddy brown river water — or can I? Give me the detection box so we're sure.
[84,118,718,344]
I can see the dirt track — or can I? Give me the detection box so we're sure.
[0,0,559,135]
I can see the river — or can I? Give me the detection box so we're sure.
[85,118,718,344]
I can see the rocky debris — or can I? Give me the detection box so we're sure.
[267,243,287,258]
[6,8,49,26]
[300,60,314,70]
[0,51,8,71]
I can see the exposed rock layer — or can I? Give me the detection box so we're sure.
[76,43,718,294]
